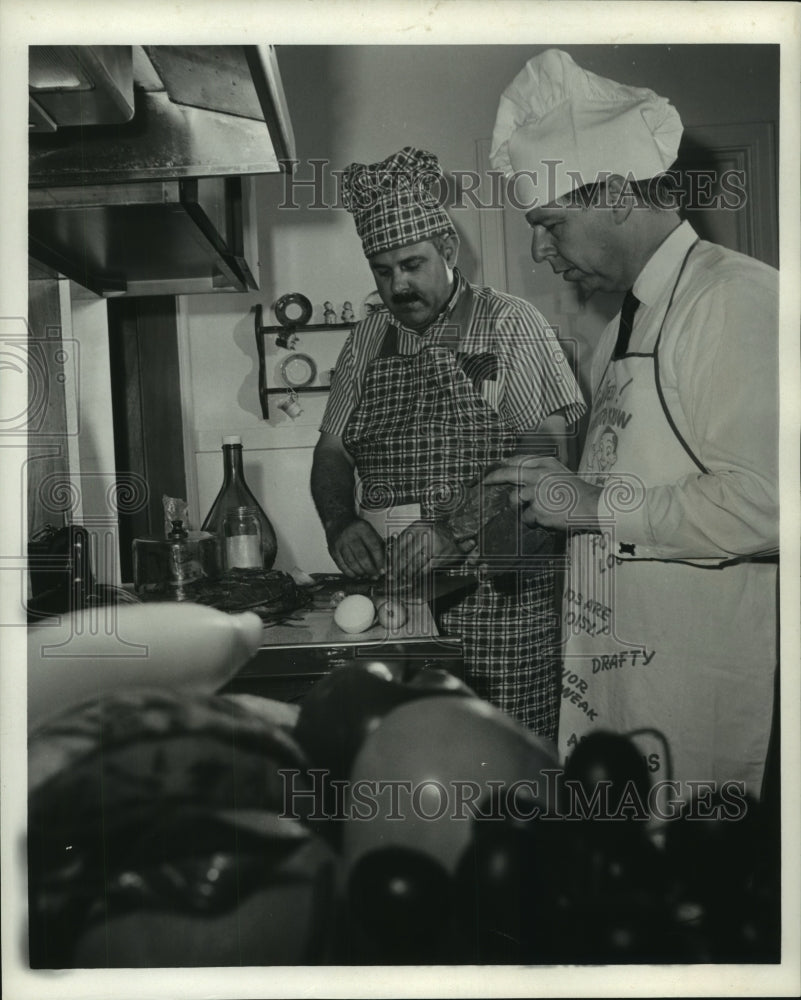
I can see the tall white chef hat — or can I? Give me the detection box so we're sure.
[490,49,683,207]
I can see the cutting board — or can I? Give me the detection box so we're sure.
[261,601,438,648]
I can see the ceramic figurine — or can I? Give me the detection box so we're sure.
[341,301,355,324]
[323,301,337,325]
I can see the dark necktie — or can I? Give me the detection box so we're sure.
[613,289,640,359]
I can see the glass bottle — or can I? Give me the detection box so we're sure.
[201,435,277,569]
[223,507,263,570]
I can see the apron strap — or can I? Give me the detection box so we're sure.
[439,279,475,350]
[652,239,707,474]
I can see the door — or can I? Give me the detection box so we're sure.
[107,297,188,582]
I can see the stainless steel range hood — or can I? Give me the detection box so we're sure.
[29,46,136,133]
[29,45,296,186]
[28,45,296,297]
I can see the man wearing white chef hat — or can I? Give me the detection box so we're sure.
[310,146,585,737]
[486,50,779,802]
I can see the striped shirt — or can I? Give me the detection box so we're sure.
[320,270,586,436]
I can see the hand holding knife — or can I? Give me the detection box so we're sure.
[482,455,602,531]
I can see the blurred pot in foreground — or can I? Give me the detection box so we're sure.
[27,602,264,731]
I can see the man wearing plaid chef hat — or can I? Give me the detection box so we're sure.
[311,146,586,737]
[485,50,779,801]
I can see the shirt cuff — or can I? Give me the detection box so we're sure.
[319,413,350,437]
[597,478,653,558]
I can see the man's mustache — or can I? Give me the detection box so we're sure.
[392,293,422,305]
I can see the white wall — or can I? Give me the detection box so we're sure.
[181,44,779,574]
[178,291,342,574]
[69,290,122,584]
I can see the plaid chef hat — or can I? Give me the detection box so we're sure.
[490,49,683,207]
[342,146,456,258]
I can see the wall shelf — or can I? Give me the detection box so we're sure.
[254,304,354,418]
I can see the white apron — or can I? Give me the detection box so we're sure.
[558,247,777,798]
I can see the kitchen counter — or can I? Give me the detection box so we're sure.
[258,596,438,646]
[221,580,464,703]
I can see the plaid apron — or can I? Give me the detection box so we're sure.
[343,287,560,738]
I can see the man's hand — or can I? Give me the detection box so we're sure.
[327,519,385,579]
[483,456,602,531]
[390,520,463,589]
